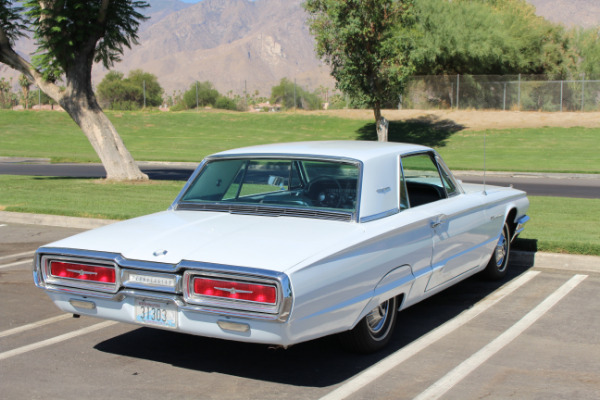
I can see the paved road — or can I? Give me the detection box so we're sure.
[1,222,599,399]
[457,174,600,199]
[1,162,599,198]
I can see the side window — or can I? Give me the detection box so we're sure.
[401,153,446,207]
[436,157,460,197]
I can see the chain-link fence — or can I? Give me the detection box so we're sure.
[4,72,600,112]
[402,75,600,112]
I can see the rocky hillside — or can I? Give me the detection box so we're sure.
[2,0,599,98]
[102,0,332,97]
[527,0,600,28]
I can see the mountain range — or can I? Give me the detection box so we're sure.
[108,0,332,98]
[2,0,599,98]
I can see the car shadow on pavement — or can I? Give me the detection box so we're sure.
[356,115,465,147]
[94,258,534,388]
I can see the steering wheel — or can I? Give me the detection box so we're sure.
[306,176,342,208]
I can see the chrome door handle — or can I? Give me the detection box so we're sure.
[431,221,445,228]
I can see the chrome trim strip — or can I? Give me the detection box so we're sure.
[360,207,400,223]
[176,202,354,222]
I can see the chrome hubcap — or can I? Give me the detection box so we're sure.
[495,229,508,270]
[366,301,389,335]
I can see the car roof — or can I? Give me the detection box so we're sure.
[210,141,432,162]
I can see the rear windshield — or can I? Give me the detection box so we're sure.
[179,158,360,213]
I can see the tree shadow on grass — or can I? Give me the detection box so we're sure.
[356,114,465,147]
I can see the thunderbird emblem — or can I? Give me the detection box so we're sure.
[67,268,97,277]
[214,286,253,295]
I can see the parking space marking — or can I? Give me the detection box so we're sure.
[0,250,35,262]
[0,259,32,269]
[0,314,72,339]
[319,270,541,400]
[413,274,588,400]
[0,320,118,361]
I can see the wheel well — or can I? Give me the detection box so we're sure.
[507,208,517,240]
[395,293,406,311]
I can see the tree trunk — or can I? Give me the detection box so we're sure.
[0,30,148,181]
[61,97,148,181]
[376,117,389,142]
[373,103,389,142]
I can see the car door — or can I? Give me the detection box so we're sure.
[401,152,491,291]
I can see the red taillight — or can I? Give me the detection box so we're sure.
[193,277,277,304]
[50,261,116,284]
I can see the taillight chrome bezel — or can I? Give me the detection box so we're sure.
[41,255,120,293]
[183,271,284,316]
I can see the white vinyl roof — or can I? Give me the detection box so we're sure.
[210,141,431,162]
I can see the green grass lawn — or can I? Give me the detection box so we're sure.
[1,109,599,255]
[0,175,184,220]
[1,109,599,173]
[0,175,598,255]
[516,196,600,256]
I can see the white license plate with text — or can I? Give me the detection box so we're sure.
[134,299,177,329]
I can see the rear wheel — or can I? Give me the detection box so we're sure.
[483,222,510,280]
[339,296,398,353]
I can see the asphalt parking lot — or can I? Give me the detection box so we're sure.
[1,221,599,400]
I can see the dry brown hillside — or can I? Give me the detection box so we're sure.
[527,0,600,28]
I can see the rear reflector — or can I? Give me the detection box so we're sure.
[50,261,116,284]
[193,277,277,304]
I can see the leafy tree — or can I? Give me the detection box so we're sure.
[572,27,600,79]
[270,78,322,110]
[304,0,415,139]
[182,81,219,109]
[0,0,149,180]
[214,95,237,111]
[409,0,572,77]
[97,69,163,110]
[127,69,163,106]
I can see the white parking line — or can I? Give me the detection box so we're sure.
[0,250,35,262]
[0,314,73,339]
[413,274,588,400]
[319,270,541,400]
[0,320,118,361]
[0,259,32,269]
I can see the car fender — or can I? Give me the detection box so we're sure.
[351,264,414,328]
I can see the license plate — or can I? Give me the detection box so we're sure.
[134,299,177,329]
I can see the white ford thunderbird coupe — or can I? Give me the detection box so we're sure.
[34,141,529,353]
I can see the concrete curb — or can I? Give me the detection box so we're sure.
[1,211,598,273]
[0,211,117,229]
[512,251,600,274]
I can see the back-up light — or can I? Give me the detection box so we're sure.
[192,277,277,304]
[50,261,116,283]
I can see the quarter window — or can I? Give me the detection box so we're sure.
[401,153,447,207]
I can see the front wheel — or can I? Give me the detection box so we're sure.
[339,296,398,353]
[483,222,511,280]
